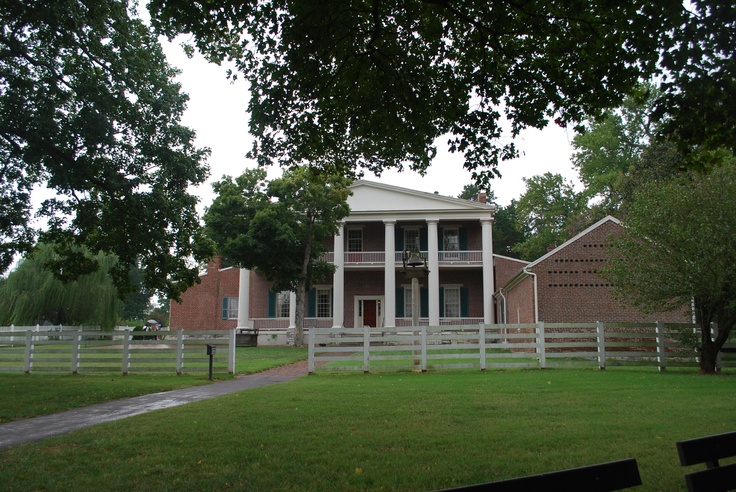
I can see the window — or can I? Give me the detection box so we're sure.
[222,297,238,320]
[404,228,420,252]
[443,228,460,252]
[276,291,290,318]
[444,288,461,318]
[404,287,414,318]
[316,288,332,318]
[347,228,363,252]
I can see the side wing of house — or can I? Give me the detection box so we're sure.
[169,258,240,331]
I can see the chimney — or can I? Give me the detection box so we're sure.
[478,192,487,204]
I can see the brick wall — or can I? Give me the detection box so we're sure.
[169,258,240,331]
[533,220,690,323]
[494,255,528,292]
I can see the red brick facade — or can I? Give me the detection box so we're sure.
[498,217,691,324]
[169,257,240,331]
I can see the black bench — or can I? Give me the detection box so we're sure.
[677,431,736,491]
[437,458,641,491]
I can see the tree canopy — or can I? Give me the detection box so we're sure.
[148,1,690,187]
[1,0,212,299]
[604,160,736,374]
[513,173,586,261]
[204,167,352,345]
[0,245,141,329]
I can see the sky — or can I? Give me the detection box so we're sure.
[159,41,583,211]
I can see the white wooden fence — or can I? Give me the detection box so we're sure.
[308,322,736,373]
[0,328,236,375]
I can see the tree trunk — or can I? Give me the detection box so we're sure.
[699,341,719,374]
[294,278,306,347]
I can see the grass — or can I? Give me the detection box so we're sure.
[1,367,735,491]
[0,346,307,423]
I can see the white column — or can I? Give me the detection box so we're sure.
[427,219,440,326]
[289,292,296,329]
[383,220,396,328]
[237,268,250,329]
[481,218,495,324]
[332,223,345,328]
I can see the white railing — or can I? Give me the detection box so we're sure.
[308,322,735,373]
[0,328,236,375]
[320,251,483,265]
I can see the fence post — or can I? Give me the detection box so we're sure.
[176,329,184,375]
[656,321,667,372]
[479,323,487,371]
[122,330,131,375]
[228,328,236,375]
[420,326,427,372]
[537,322,546,369]
[597,321,606,370]
[24,330,33,373]
[363,326,370,373]
[713,323,722,372]
[72,328,82,374]
[308,329,315,374]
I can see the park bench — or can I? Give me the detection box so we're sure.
[677,430,736,491]
[437,458,641,491]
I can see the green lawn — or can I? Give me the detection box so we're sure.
[0,346,307,423]
[1,367,734,491]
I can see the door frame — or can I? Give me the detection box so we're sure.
[354,296,385,328]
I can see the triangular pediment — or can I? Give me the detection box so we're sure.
[348,180,492,214]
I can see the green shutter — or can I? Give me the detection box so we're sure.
[267,291,276,318]
[439,288,445,318]
[459,228,468,250]
[420,288,429,318]
[330,287,334,317]
[222,297,228,320]
[308,289,316,317]
[396,288,405,317]
[420,227,428,251]
[395,227,404,251]
[460,287,469,318]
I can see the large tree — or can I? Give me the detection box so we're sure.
[655,0,736,162]
[1,0,212,299]
[513,173,586,261]
[204,167,351,346]
[149,1,685,187]
[604,160,736,374]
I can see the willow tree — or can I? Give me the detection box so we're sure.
[0,246,126,329]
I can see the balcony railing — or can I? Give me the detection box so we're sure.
[321,251,483,265]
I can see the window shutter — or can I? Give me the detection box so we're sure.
[396,288,405,317]
[395,227,404,251]
[221,298,228,320]
[460,287,469,318]
[268,291,276,318]
[420,288,429,318]
[420,227,428,251]
[439,287,445,318]
[459,228,468,250]
[307,288,316,318]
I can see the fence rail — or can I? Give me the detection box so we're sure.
[308,322,736,373]
[0,328,236,375]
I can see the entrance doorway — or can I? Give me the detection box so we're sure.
[356,297,383,328]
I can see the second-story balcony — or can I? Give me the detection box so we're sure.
[322,251,483,266]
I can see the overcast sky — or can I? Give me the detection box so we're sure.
[160,41,583,211]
